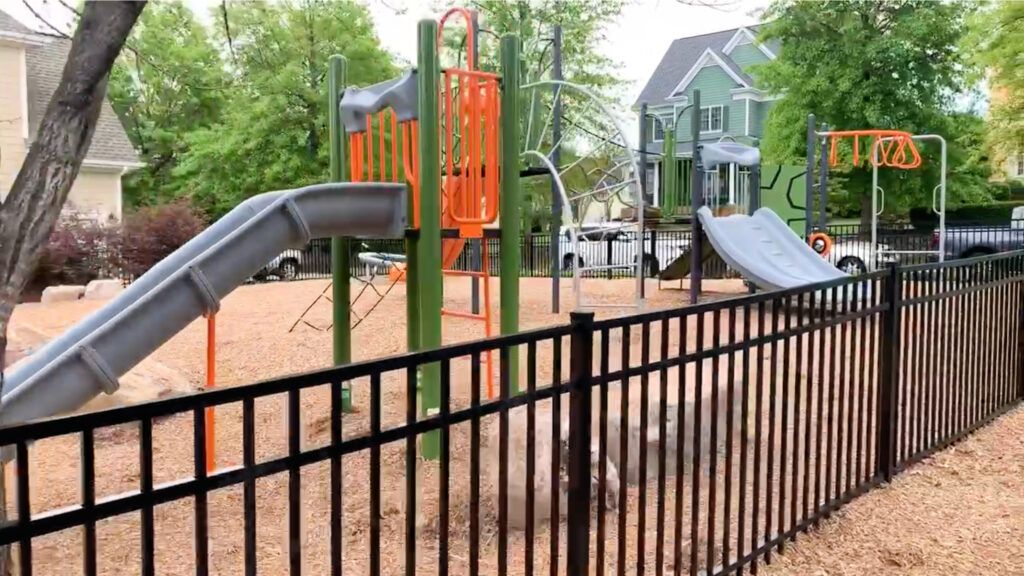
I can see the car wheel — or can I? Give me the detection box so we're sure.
[279,258,300,281]
[836,256,867,275]
[562,254,583,272]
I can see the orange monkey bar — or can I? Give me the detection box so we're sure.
[827,129,922,169]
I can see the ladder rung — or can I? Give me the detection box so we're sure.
[442,269,487,278]
[441,309,487,321]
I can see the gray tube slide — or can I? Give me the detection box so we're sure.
[2,192,282,398]
[697,206,847,291]
[0,183,406,425]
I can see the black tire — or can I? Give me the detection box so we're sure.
[278,258,300,281]
[562,254,583,272]
[836,256,867,275]
[961,247,996,259]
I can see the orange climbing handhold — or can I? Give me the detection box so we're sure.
[827,129,922,170]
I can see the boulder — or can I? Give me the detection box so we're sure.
[83,279,124,301]
[486,405,620,530]
[40,285,85,304]
[607,379,751,485]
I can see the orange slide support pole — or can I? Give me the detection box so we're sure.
[204,313,216,473]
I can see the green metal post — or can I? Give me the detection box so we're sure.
[328,55,352,411]
[500,35,521,395]
[417,20,442,459]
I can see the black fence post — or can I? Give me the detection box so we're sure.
[606,237,613,280]
[877,262,901,482]
[1018,269,1024,400]
[567,311,594,576]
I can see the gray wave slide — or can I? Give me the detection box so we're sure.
[696,206,847,291]
[0,182,406,426]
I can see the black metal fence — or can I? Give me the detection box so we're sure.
[2,252,1022,575]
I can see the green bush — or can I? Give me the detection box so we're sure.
[909,199,1024,229]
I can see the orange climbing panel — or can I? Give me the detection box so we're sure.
[827,129,922,169]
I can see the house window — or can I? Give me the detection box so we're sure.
[700,105,724,133]
[1017,152,1024,177]
[652,117,665,142]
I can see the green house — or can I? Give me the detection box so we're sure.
[635,25,780,212]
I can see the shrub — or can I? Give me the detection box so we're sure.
[34,206,121,286]
[119,200,208,278]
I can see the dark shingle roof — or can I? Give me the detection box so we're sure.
[0,11,34,35]
[634,24,779,108]
[25,39,139,165]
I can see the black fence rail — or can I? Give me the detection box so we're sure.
[2,252,1021,575]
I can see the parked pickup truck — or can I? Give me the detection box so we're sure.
[936,225,1024,260]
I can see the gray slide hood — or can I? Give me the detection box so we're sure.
[0,183,406,426]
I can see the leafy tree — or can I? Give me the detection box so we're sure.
[173,0,396,218]
[0,3,145,573]
[971,1,1024,172]
[755,0,982,227]
[108,1,227,208]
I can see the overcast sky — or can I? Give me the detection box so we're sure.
[6,0,771,109]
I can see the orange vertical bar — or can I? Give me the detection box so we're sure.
[458,73,469,220]
[852,135,860,166]
[349,134,359,183]
[204,313,216,473]
[469,74,481,220]
[444,72,455,212]
[391,111,399,183]
[378,111,386,182]
[366,116,375,181]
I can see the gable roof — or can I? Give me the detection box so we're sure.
[635,24,780,108]
[26,39,140,166]
[0,9,139,167]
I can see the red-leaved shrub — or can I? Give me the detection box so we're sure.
[34,208,120,286]
[119,201,208,278]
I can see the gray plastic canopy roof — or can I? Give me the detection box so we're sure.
[699,142,760,169]
[0,183,407,426]
[340,70,418,134]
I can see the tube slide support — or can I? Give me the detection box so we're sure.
[328,55,353,412]
[500,35,521,395]
[418,19,443,460]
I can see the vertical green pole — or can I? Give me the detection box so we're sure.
[417,20,442,459]
[328,55,352,411]
[663,125,676,213]
[500,35,521,395]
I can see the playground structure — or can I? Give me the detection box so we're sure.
[0,7,652,467]
[649,102,946,303]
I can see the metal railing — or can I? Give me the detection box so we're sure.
[2,251,1022,575]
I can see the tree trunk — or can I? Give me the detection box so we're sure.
[0,3,145,574]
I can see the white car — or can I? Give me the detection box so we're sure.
[826,240,897,274]
[559,224,689,277]
[254,248,304,281]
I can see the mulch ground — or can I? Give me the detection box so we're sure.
[4,277,1022,575]
[758,404,1024,575]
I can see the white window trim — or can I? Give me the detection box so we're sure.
[19,48,28,139]
[722,27,777,60]
[667,47,750,99]
[699,105,724,134]
[651,116,667,143]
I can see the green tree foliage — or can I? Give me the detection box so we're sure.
[108,1,226,208]
[971,1,1024,171]
[755,1,986,225]
[174,0,396,217]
